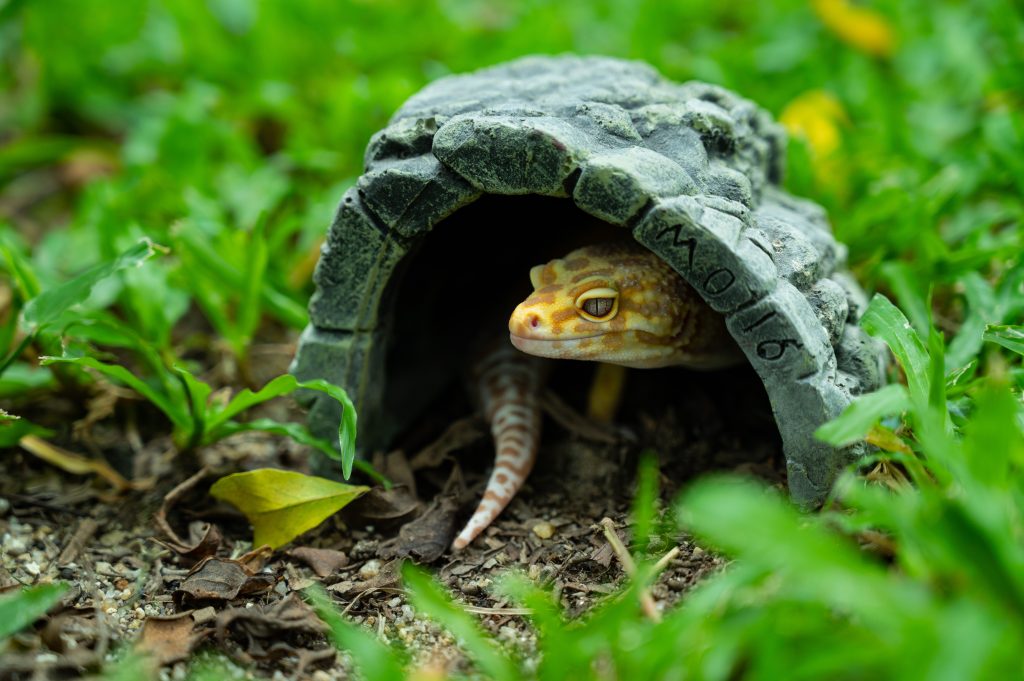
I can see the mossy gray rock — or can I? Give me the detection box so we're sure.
[291,55,886,504]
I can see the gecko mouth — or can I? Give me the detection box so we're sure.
[509,332,605,358]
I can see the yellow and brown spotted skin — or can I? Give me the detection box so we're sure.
[509,242,739,369]
[451,242,741,551]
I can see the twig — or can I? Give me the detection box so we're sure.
[154,467,211,548]
[463,604,533,616]
[57,518,100,565]
[652,546,681,573]
[599,518,659,622]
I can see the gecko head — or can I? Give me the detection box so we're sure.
[508,243,692,368]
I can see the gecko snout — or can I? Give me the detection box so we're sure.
[509,305,546,338]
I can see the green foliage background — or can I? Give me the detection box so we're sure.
[2,0,1024,679]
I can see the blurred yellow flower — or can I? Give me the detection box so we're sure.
[780,90,849,192]
[812,0,896,58]
[779,89,847,159]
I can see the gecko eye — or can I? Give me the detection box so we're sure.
[575,288,619,322]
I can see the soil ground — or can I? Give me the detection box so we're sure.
[0,349,783,679]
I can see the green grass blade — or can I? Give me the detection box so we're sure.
[0,582,68,640]
[305,585,406,681]
[860,294,931,409]
[211,418,389,486]
[174,365,213,450]
[983,325,1024,356]
[677,475,925,629]
[630,450,659,556]
[21,239,162,333]
[815,383,910,446]
[237,213,270,350]
[402,563,520,681]
[0,227,42,300]
[40,354,193,435]
[204,374,357,477]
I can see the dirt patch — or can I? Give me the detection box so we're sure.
[0,363,782,678]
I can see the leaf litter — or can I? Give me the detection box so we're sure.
[0,362,772,678]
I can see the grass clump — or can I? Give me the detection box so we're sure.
[0,0,1022,678]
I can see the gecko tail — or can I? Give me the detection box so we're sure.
[452,346,542,551]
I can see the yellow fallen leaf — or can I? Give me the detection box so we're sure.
[210,469,369,549]
[19,434,152,492]
[865,423,914,456]
[812,0,896,58]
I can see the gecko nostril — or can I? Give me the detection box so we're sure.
[529,315,540,328]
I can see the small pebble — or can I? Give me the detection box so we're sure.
[312,672,332,681]
[531,521,555,540]
[6,536,27,554]
[192,606,217,624]
[118,588,132,601]
[387,596,402,607]
[359,559,382,580]
[0,497,10,516]
[134,607,145,619]
[99,530,127,547]
[528,564,542,580]
[24,561,40,576]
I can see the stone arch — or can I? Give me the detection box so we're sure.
[291,56,885,504]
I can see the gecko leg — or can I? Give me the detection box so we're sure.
[587,362,628,424]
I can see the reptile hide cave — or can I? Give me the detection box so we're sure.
[290,55,887,504]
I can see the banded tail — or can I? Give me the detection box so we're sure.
[452,343,544,550]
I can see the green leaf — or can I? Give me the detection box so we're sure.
[205,375,357,478]
[0,411,53,448]
[209,469,368,549]
[984,325,1024,356]
[630,450,659,556]
[402,563,521,681]
[677,475,927,629]
[947,273,996,369]
[40,354,192,435]
[815,383,910,447]
[860,294,931,409]
[21,239,162,333]
[237,212,269,352]
[0,227,41,301]
[880,261,931,340]
[212,418,389,486]
[305,585,406,681]
[962,377,1024,486]
[175,365,214,450]
[0,582,68,640]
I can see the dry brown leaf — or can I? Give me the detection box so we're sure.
[137,612,210,666]
[237,544,274,572]
[408,417,486,470]
[174,557,274,604]
[378,493,460,563]
[216,592,328,642]
[18,435,152,492]
[346,484,421,527]
[325,560,401,598]
[286,547,350,577]
[154,468,223,563]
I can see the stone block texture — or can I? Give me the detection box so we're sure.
[292,55,886,504]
